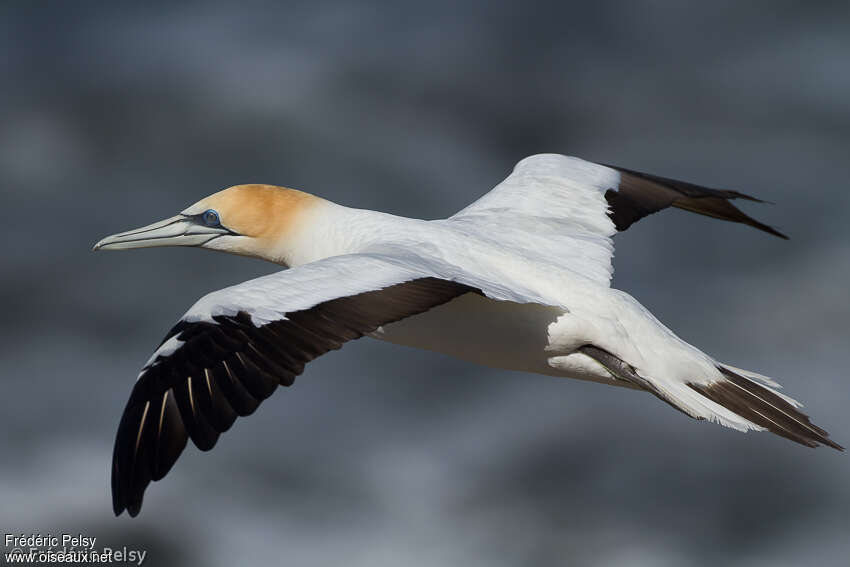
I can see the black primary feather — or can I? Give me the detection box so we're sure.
[111,277,474,517]
[602,164,788,238]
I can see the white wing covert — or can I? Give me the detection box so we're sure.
[449,154,618,286]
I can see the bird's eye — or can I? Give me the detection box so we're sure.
[202,209,220,227]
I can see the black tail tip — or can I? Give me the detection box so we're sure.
[690,367,843,451]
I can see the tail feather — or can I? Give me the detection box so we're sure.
[578,345,842,451]
[718,363,783,389]
[688,367,843,451]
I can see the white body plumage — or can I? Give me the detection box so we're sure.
[185,155,785,430]
[95,153,840,518]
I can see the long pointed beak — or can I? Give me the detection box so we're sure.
[93,215,230,251]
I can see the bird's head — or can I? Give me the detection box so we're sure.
[93,184,322,265]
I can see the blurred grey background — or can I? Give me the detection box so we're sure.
[2,1,849,566]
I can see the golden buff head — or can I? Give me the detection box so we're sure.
[94,184,324,265]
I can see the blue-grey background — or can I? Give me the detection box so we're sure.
[2,2,848,566]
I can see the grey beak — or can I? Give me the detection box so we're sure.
[93,215,230,251]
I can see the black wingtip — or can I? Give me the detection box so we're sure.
[748,218,789,240]
[127,501,142,517]
[112,462,124,516]
[670,197,789,239]
[603,163,790,239]
[726,191,766,204]
[731,197,788,239]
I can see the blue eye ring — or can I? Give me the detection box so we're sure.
[202,209,220,227]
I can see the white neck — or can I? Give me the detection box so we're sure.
[273,201,417,267]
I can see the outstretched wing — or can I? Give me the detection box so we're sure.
[449,154,785,286]
[112,254,475,517]
[603,163,787,238]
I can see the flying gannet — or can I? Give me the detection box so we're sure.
[94,154,842,517]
